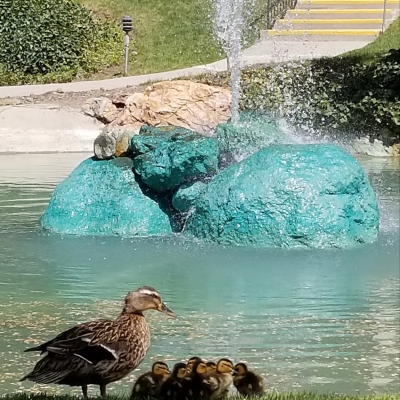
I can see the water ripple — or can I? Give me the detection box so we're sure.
[0,153,398,395]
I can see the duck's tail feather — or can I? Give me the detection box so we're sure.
[23,345,45,353]
[20,369,70,384]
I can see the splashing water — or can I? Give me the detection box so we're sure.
[212,0,244,123]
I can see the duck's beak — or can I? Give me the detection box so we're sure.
[160,302,176,317]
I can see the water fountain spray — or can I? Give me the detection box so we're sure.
[213,0,244,123]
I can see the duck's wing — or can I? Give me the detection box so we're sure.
[23,319,126,363]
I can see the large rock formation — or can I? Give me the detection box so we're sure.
[115,80,231,134]
[132,126,219,193]
[184,144,379,249]
[41,157,172,236]
[41,117,380,249]
[84,80,232,159]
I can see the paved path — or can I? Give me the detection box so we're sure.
[0,39,368,98]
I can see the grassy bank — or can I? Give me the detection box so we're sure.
[0,0,284,84]
[343,17,400,63]
[76,0,222,76]
[0,0,223,85]
[2,394,400,400]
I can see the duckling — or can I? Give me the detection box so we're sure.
[130,361,170,399]
[206,361,217,374]
[204,358,234,400]
[182,359,212,400]
[160,362,188,400]
[187,356,202,373]
[233,363,264,397]
[20,286,175,398]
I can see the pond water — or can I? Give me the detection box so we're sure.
[0,153,399,396]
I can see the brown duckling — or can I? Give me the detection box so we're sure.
[187,356,202,373]
[233,362,264,397]
[160,362,188,400]
[182,359,212,400]
[20,286,175,398]
[206,361,217,374]
[130,361,170,399]
[204,358,234,400]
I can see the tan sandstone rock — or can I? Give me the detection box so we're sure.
[82,97,120,124]
[114,80,231,134]
[85,80,232,158]
[391,143,400,156]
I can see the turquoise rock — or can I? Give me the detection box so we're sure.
[217,111,291,164]
[41,157,172,236]
[172,181,207,212]
[184,144,379,249]
[132,126,219,193]
[131,125,195,155]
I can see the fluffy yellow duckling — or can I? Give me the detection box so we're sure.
[160,362,188,400]
[130,361,170,399]
[204,358,234,400]
[233,362,264,397]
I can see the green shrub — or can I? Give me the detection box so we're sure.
[0,0,121,84]
[238,49,400,140]
[194,49,400,141]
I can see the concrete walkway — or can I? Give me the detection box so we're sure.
[0,38,369,98]
[0,104,103,153]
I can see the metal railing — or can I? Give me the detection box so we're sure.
[266,0,297,29]
[381,0,388,33]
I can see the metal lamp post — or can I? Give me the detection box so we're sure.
[122,16,133,76]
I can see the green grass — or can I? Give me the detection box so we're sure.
[2,393,400,400]
[341,17,400,63]
[76,0,223,76]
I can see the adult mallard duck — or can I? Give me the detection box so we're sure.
[159,362,188,400]
[233,362,264,397]
[130,361,170,399]
[20,286,175,398]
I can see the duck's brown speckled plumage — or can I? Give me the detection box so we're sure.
[21,286,175,398]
